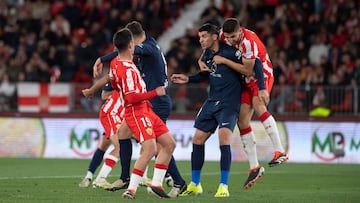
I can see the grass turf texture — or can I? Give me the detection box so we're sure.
[0,158,359,203]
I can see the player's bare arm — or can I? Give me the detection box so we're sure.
[82,75,109,98]
[170,74,189,84]
[93,57,103,78]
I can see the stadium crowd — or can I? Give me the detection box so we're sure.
[0,0,359,114]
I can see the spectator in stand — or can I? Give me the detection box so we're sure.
[308,34,329,66]
[23,52,51,82]
[0,0,359,115]
[0,73,16,111]
[61,0,82,29]
[50,14,70,40]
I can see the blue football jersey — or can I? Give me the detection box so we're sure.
[201,42,242,109]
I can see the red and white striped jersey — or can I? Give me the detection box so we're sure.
[220,27,273,83]
[100,90,125,125]
[109,58,147,106]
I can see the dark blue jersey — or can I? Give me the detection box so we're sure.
[134,32,169,90]
[190,42,242,111]
[100,32,171,122]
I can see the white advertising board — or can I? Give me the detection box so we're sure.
[1,117,359,164]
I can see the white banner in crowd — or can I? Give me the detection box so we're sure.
[0,117,359,164]
[17,82,70,113]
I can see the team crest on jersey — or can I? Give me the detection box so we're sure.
[146,128,153,135]
[235,50,242,60]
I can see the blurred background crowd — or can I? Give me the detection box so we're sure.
[0,0,359,116]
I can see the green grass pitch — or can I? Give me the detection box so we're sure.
[0,158,359,203]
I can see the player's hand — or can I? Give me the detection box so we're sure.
[170,74,189,84]
[198,60,212,72]
[155,86,166,96]
[213,55,225,65]
[258,89,270,106]
[82,88,94,99]
[93,58,103,78]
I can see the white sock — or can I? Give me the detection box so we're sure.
[241,131,259,169]
[94,154,118,182]
[152,165,167,187]
[128,171,143,192]
[262,115,284,152]
[85,171,93,180]
[143,166,149,179]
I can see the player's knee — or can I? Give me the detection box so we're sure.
[192,135,206,145]
[237,119,249,129]
[146,145,158,158]
[253,104,267,116]
[165,134,176,153]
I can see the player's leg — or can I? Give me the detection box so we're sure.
[214,127,233,197]
[123,138,157,199]
[108,121,133,191]
[139,147,152,186]
[214,107,239,197]
[238,91,265,189]
[180,102,215,197]
[93,133,120,188]
[152,104,177,188]
[79,134,111,187]
[254,100,288,166]
[147,131,176,198]
[180,129,212,197]
[253,77,288,167]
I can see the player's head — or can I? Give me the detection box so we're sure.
[113,28,134,53]
[126,21,145,44]
[198,23,219,50]
[222,18,242,46]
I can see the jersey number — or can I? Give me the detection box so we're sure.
[140,117,152,127]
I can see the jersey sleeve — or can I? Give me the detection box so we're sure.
[125,90,157,104]
[188,71,210,83]
[253,58,265,90]
[121,67,157,104]
[134,43,152,56]
[100,51,118,62]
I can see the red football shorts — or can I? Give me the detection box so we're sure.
[241,76,274,105]
[99,110,123,139]
[125,103,169,143]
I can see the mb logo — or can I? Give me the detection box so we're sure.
[312,130,345,161]
[70,125,101,158]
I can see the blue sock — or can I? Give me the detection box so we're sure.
[119,139,132,181]
[191,144,205,185]
[88,148,105,174]
[167,156,185,186]
[220,145,231,185]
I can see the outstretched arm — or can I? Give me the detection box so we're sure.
[82,75,110,98]
[125,86,165,104]
[171,72,209,84]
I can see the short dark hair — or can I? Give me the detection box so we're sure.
[222,18,240,33]
[198,23,219,35]
[125,21,144,38]
[113,28,133,51]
